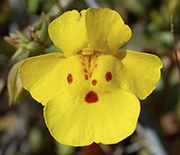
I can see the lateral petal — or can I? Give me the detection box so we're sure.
[19,53,66,105]
[115,50,163,99]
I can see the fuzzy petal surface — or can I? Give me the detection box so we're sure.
[48,10,87,56]
[44,88,140,146]
[48,8,131,56]
[85,8,131,55]
[115,50,163,99]
[19,53,66,105]
[43,53,140,146]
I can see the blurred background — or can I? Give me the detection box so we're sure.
[0,0,180,155]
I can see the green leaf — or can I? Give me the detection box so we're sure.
[12,47,27,59]
[16,30,30,43]
[44,45,63,53]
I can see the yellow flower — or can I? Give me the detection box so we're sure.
[19,8,163,146]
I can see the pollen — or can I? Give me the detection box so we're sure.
[85,91,98,103]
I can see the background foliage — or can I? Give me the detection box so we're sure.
[0,0,179,155]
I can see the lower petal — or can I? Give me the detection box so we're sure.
[19,53,66,105]
[44,88,140,146]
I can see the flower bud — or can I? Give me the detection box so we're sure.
[12,47,27,59]
[44,45,63,54]
[35,12,51,44]
[15,30,30,43]
[26,41,42,56]
[4,35,22,48]
[8,61,27,105]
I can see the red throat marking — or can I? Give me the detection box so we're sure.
[92,79,97,86]
[105,72,112,82]
[85,74,88,80]
[67,74,73,84]
[84,69,88,73]
[85,91,98,103]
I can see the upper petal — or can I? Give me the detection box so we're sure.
[48,10,87,56]
[48,8,131,56]
[19,53,66,105]
[85,8,131,55]
[115,50,163,99]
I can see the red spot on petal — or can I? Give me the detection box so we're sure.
[67,74,73,84]
[95,64,98,68]
[82,62,85,66]
[89,58,91,63]
[90,72,92,78]
[85,91,98,103]
[105,71,112,82]
[85,74,88,80]
[80,55,85,60]
[84,69,87,73]
[92,79,97,86]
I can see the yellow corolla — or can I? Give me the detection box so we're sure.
[19,8,163,146]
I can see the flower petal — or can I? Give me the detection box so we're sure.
[44,88,140,146]
[115,50,163,99]
[19,53,66,105]
[48,10,87,56]
[85,8,131,55]
[48,8,131,56]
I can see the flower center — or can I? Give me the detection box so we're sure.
[79,52,100,83]
[66,51,113,104]
[80,52,101,104]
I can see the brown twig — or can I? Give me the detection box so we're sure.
[171,15,180,80]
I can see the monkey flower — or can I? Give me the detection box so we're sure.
[19,8,163,146]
